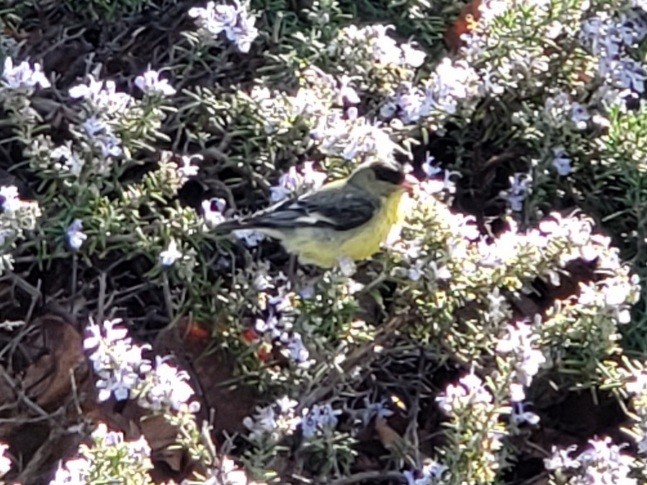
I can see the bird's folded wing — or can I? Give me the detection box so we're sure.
[251,189,379,231]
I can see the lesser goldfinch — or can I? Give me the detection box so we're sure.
[214,160,414,268]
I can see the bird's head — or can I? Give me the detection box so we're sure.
[348,160,416,197]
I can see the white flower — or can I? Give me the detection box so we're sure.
[0,186,21,213]
[379,100,398,118]
[84,319,152,402]
[92,423,152,461]
[302,162,327,189]
[436,372,492,415]
[313,110,400,161]
[51,143,84,176]
[134,69,176,96]
[69,75,133,115]
[177,154,199,182]
[421,154,441,179]
[404,458,447,485]
[190,2,237,34]
[603,279,634,307]
[401,43,426,68]
[544,445,580,471]
[432,58,478,105]
[1,57,50,89]
[338,75,360,104]
[626,369,647,396]
[209,456,249,485]
[546,437,636,484]
[202,198,227,228]
[50,457,91,484]
[356,398,394,426]
[159,240,183,267]
[190,0,258,53]
[369,25,401,65]
[69,75,104,99]
[275,396,298,414]
[139,356,198,412]
[96,133,123,158]
[0,442,11,477]
[243,396,301,442]
[496,322,546,401]
[543,91,571,122]
[228,14,258,53]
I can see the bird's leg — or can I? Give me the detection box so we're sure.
[288,254,297,287]
[286,259,323,296]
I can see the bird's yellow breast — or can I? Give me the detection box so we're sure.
[280,189,407,268]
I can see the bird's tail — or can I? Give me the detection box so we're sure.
[214,215,284,233]
[213,219,256,233]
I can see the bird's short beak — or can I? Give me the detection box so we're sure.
[402,174,418,192]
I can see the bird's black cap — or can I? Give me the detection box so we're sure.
[371,162,405,185]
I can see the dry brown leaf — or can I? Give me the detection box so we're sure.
[22,316,88,410]
[140,414,186,473]
[444,0,483,52]
[154,318,258,435]
[0,365,17,410]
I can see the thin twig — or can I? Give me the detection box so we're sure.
[97,271,107,323]
[69,369,83,417]
[25,278,42,324]
[405,351,424,468]
[162,271,174,322]
[70,253,78,314]
[0,366,59,422]
[298,317,406,411]
[14,425,81,483]
[1,272,41,323]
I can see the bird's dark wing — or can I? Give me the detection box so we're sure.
[217,187,379,232]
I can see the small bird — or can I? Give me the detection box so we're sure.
[214,160,415,268]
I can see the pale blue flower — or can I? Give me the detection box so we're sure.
[301,404,341,438]
[284,332,310,365]
[66,219,87,251]
[551,146,572,176]
[504,173,532,212]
